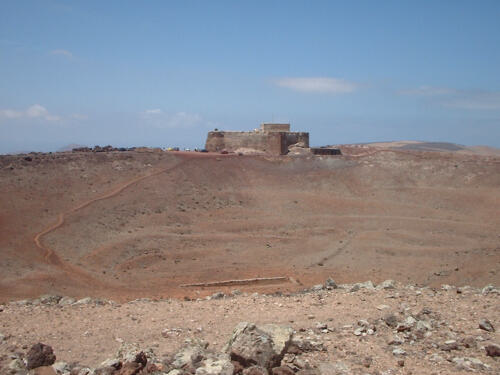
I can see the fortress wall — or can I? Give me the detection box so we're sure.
[205,131,226,152]
[205,131,287,154]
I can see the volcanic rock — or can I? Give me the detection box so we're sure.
[485,343,500,357]
[479,318,495,332]
[271,366,295,375]
[195,353,234,375]
[242,365,269,375]
[225,322,293,370]
[26,343,56,370]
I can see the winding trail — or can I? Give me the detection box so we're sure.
[33,160,185,266]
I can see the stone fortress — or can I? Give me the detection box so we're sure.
[205,123,341,156]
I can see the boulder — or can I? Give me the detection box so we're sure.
[376,280,396,290]
[225,322,293,370]
[271,366,295,375]
[210,292,225,300]
[481,285,499,295]
[114,352,147,375]
[8,358,27,373]
[172,339,209,369]
[392,348,406,356]
[452,357,490,371]
[30,366,57,375]
[26,343,56,370]
[383,314,398,328]
[350,281,375,292]
[296,370,320,375]
[73,298,93,306]
[69,367,93,375]
[114,362,142,375]
[94,358,122,374]
[440,340,459,351]
[479,318,495,332]
[195,353,234,375]
[115,343,157,365]
[39,295,63,305]
[243,366,269,375]
[485,343,500,357]
[324,278,337,289]
[52,361,71,374]
[58,297,76,306]
[396,316,416,332]
[288,338,325,353]
[94,367,116,375]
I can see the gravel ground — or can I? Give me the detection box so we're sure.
[1,282,498,374]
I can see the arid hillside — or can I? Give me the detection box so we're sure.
[0,146,499,302]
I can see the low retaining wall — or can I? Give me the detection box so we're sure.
[311,148,342,155]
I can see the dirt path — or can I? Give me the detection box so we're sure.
[33,160,187,268]
[313,231,356,267]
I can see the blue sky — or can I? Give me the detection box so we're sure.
[1,0,500,153]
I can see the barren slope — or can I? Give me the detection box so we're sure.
[0,147,499,301]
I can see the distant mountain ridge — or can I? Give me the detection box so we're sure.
[338,141,500,156]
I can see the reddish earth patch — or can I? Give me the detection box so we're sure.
[0,147,499,302]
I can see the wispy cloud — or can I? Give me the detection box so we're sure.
[144,109,163,115]
[50,49,73,59]
[142,109,204,128]
[70,113,88,120]
[274,77,358,93]
[398,85,457,96]
[0,104,61,121]
[400,85,500,110]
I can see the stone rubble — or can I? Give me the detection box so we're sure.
[0,281,498,374]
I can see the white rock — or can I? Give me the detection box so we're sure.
[353,327,364,336]
[481,285,498,295]
[315,322,327,330]
[74,297,93,305]
[416,320,432,332]
[53,361,71,374]
[392,348,406,356]
[195,354,234,375]
[452,357,490,371]
[99,358,121,369]
[428,353,444,363]
[58,297,76,306]
[8,359,26,372]
[377,280,396,290]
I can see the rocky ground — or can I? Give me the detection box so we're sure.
[1,280,498,374]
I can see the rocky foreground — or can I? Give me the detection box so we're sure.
[1,281,499,375]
